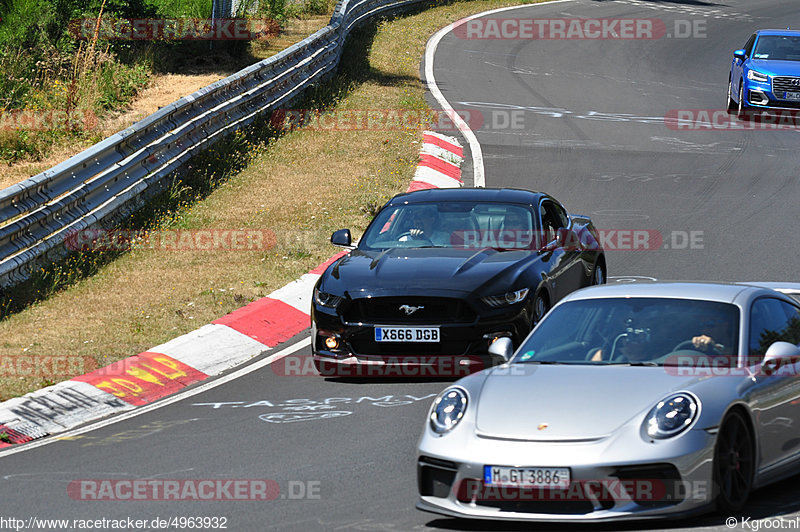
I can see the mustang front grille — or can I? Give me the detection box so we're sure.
[343,297,476,324]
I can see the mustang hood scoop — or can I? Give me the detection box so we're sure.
[329,248,531,292]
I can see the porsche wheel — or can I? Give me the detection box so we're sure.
[713,410,755,513]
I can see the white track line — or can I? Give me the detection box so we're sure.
[0,338,310,458]
[424,0,573,188]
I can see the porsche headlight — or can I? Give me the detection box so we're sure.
[430,387,468,434]
[482,288,529,308]
[747,70,769,82]
[645,393,699,439]
[314,287,343,308]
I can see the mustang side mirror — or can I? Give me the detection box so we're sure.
[488,337,514,363]
[733,49,746,60]
[556,227,577,249]
[762,341,800,368]
[331,229,353,248]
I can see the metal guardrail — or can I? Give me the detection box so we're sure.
[0,0,428,288]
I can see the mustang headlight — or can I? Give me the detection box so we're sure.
[314,287,343,308]
[645,393,699,439]
[482,288,529,308]
[430,387,468,434]
[747,70,769,82]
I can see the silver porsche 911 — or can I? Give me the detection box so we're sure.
[416,281,800,522]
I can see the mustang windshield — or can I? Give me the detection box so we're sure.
[753,35,800,61]
[360,202,537,250]
[514,298,740,366]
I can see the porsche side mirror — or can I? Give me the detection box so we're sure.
[762,341,800,367]
[733,49,746,61]
[331,229,353,248]
[488,337,514,363]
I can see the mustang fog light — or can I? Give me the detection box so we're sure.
[430,387,468,434]
[645,393,699,439]
[324,337,340,350]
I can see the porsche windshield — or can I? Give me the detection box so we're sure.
[514,298,741,366]
[360,202,538,250]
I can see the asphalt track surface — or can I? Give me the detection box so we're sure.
[3,0,800,531]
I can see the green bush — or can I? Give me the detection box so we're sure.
[0,0,337,165]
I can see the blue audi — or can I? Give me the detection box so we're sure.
[728,30,800,116]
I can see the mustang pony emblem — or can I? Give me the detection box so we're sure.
[399,305,424,315]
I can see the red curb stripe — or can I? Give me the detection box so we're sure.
[309,250,349,274]
[423,133,463,157]
[73,352,207,406]
[213,298,309,347]
[0,424,34,445]
[406,180,438,192]
[418,154,462,180]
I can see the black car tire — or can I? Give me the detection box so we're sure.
[726,78,737,114]
[713,410,755,513]
[591,260,606,286]
[532,291,549,326]
[737,82,749,120]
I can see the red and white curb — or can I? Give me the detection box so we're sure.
[0,131,464,448]
[407,131,463,192]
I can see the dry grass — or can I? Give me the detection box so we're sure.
[0,0,540,400]
[0,15,332,191]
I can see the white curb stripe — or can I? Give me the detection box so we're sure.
[413,166,463,188]
[422,142,464,163]
[266,273,319,315]
[153,324,269,376]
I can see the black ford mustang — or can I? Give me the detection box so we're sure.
[311,188,605,376]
